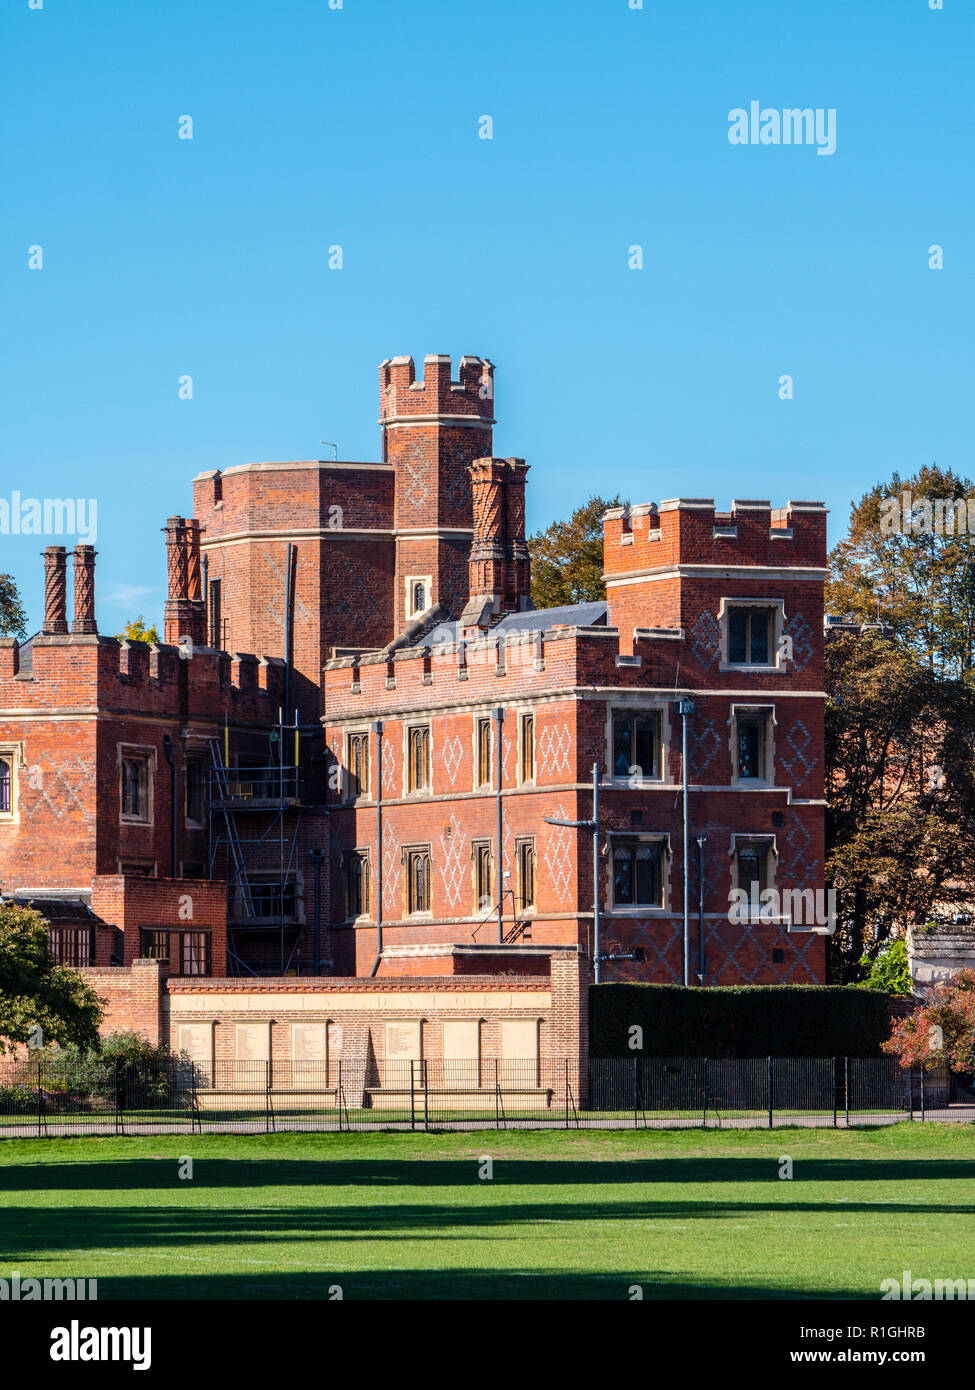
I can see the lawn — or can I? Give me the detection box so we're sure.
[0,1125,973,1300]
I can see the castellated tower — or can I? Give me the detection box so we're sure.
[381,354,495,633]
[193,353,495,718]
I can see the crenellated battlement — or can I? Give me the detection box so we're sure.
[602,497,828,574]
[0,633,285,722]
[379,353,495,424]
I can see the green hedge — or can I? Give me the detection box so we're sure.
[589,984,895,1058]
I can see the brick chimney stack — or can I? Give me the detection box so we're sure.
[503,458,531,611]
[461,458,533,628]
[42,546,68,635]
[71,545,98,634]
[163,516,207,647]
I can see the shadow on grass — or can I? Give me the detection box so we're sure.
[2,1189,975,1258]
[0,1155,973,1194]
[76,1269,872,1301]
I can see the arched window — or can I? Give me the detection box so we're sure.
[0,757,11,815]
[411,581,426,614]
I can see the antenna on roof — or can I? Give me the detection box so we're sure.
[318,441,338,462]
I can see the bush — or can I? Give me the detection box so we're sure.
[590,984,895,1058]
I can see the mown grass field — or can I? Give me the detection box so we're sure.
[0,1124,973,1300]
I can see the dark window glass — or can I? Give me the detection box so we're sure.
[185,759,205,823]
[728,610,749,664]
[728,608,772,665]
[141,929,170,962]
[613,713,658,779]
[738,847,766,903]
[613,840,663,907]
[0,759,9,813]
[180,932,210,976]
[737,719,762,778]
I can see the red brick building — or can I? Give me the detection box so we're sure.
[0,350,829,1071]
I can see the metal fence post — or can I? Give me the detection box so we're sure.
[844,1056,850,1127]
[115,1060,123,1138]
[564,1060,569,1131]
[422,1059,429,1132]
[409,1059,415,1132]
[494,1059,499,1130]
[767,1056,773,1130]
[337,1059,342,1133]
[36,1057,43,1139]
[832,1057,837,1128]
[633,1056,638,1130]
[701,1057,708,1130]
[920,1067,926,1122]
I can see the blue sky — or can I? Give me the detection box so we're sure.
[1,0,972,632]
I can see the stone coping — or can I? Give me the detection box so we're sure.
[166,975,549,994]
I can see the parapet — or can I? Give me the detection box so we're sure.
[603,497,828,574]
[378,353,495,424]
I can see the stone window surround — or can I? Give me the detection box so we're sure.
[117,742,157,826]
[728,833,784,923]
[729,702,778,786]
[603,698,673,788]
[717,597,787,673]
[403,722,432,797]
[604,830,672,915]
[0,741,24,822]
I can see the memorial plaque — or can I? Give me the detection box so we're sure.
[442,1019,479,1061]
[177,1023,212,1065]
[500,1018,538,1059]
[385,1020,421,1062]
[235,1022,269,1061]
[293,1023,327,1062]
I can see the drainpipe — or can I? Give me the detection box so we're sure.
[162,735,178,879]
[283,543,295,721]
[697,834,707,985]
[369,720,384,976]
[674,698,695,987]
[494,707,505,943]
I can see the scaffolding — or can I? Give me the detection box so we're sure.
[207,717,306,976]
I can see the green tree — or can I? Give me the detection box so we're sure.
[0,574,27,639]
[825,630,975,979]
[0,902,103,1053]
[117,616,160,644]
[857,937,912,994]
[827,464,975,680]
[528,495,625,610]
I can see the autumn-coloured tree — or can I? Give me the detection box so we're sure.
[883,969,975,1072]
[117,615,160,644]
[0,574,27,639]
[827,464,975,680]
[528,495,625,610]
